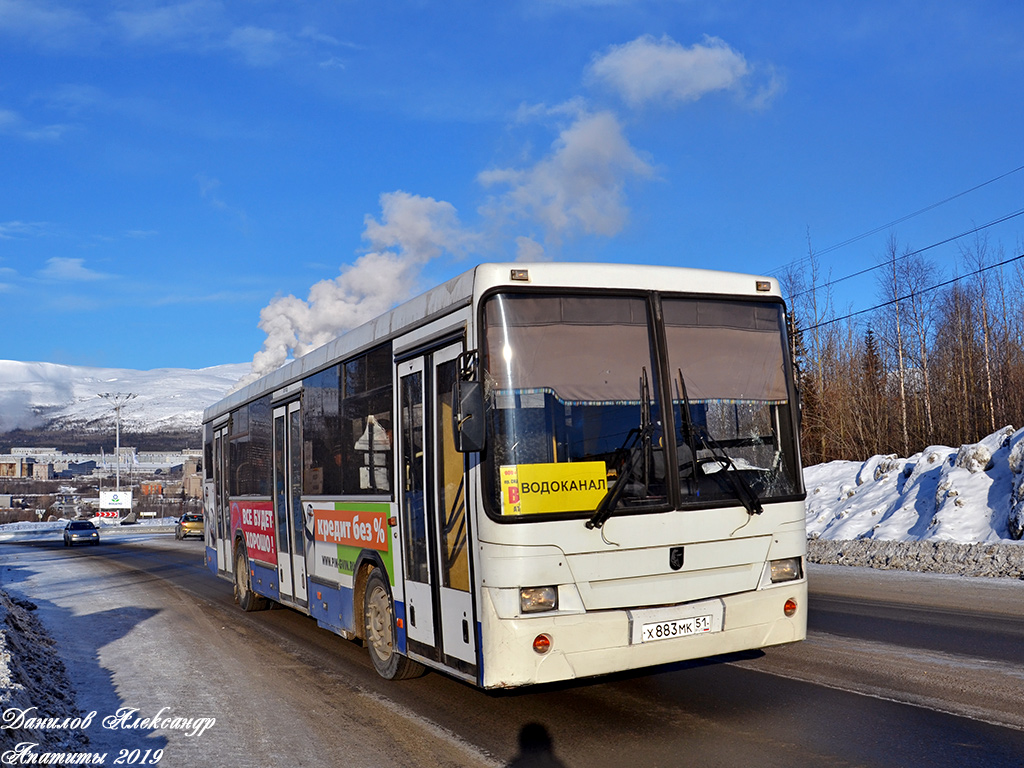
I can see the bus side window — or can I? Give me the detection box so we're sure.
[301,344,395,497]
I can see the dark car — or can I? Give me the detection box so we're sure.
[63,519,100,547]
[175,513,204,540]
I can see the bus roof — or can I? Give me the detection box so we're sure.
[203,262,780,424]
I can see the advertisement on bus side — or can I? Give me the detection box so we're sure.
[230,500,277,565]
[309,501,394,583]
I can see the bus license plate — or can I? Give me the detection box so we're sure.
[640,615,714,642]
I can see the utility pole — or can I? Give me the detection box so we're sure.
[99,392,137,492]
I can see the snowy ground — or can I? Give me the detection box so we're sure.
[1,519,180,757]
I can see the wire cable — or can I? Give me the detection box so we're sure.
[770,162,1024,277]
[800,249,1024,333]
[784,206,1024,302]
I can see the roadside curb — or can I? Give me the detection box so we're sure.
[807,538,1024,578]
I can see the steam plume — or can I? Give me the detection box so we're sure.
[239,191,470,387]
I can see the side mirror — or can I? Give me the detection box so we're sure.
[452,379,485,453]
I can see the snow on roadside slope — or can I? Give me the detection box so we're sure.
[0,591,90,752]
[805,425,1024,543]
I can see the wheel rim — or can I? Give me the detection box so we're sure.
[366,584,394,662]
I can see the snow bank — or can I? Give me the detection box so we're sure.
[0,590,91,751]
[0,517,178,543]
[804,426,1024,576]
[805,426,1024,544]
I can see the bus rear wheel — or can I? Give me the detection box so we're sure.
[235,547,269,612]
[363,569,425,680]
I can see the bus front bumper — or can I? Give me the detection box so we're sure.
[478,581,807,689]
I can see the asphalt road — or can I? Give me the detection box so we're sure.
[3,533,1024,768]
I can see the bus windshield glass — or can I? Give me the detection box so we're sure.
[482,294,667,519]
[480,292,800,520]
[664,297,800,505]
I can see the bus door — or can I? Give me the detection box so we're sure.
[273,401,308,607]
[397,342,478,673]
[213,424,231,575]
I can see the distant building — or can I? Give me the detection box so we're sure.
[183,473,202,498]
[0,456,33,478]
[2,448,202,496]
[55,461,98,479]
[141,482,163,497]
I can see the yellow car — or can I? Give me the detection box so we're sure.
[175,513,204,540]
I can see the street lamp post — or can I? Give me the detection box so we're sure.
[99,392,137,493]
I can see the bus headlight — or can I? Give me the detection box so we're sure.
[520,586,558,614]
[769,557,803,583]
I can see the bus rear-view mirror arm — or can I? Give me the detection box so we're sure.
[453,378,486,453]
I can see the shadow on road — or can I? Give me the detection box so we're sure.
[1,543,169,757]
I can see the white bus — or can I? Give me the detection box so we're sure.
[202,262,806,688]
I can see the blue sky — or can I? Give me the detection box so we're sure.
[2,1,1023,373]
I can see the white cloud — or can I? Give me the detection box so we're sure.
[111,0,220,44]
[588,34,779,109]
[478,107,653,243]
[244,103,655,382]
[319,56,346,70]
[0,0,96,48]
[362,190,474,262]
[226,25,288,67]
[195,173,248,228]
[244,192,473,381]
[515,236,547,262]
[298,26,344,47]
[38,257,109,282]
[0,106,70,141]
[0,221,49,239]
[4,1,321,70]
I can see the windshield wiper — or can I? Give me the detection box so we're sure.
[695,428,764,516]
[675,368,701,495]
[586,368,654,531]
[677,369,763,517]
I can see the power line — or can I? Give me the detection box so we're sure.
[785,206,1024,302]
[800,249,1024,333]
[771,162,1024,276]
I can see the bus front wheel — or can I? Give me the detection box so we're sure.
[363,569,425,680]
[234,547,269,612]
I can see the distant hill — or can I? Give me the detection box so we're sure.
[0,360,250,449]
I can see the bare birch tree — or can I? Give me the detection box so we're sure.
[960,233,996,432]
[899,249,939,444]
[878,233,909,455]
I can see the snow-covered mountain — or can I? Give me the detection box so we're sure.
[0,360,250,434]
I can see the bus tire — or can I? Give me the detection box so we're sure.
[235,546,269,612]
[363,569,425,681]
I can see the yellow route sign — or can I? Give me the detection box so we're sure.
[500,461,607,516]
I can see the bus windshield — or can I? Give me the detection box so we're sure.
[480,292,800,520]
[664,297,800,505]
